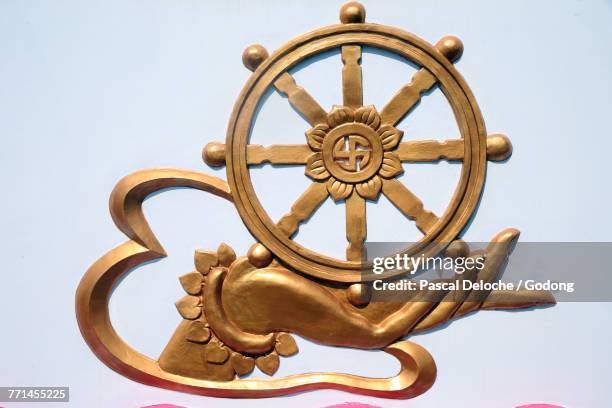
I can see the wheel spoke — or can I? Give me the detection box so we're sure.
[277,182,329,237]
[274,72,328,126]
[341,45,363,108]
[345,191,366,261]
[247,144,311,165]
[380,69,437,126]
[396,139,464,162]
[381,178,439,234]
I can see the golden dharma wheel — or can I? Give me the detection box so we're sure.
[204,3,511,283]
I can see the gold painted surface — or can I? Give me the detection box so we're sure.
[225,23,489,282]
[273,72,328,126]
[345,191,366,261]
[341,45,363,108]
[381,178,439,234]
[246,144,311,165]
[76,1,544,400]
[276,181,329,237]
[76,168,440,398]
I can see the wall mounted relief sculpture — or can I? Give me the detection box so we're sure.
[76,2,555,399]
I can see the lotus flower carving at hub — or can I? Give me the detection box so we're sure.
[305,105,403,201]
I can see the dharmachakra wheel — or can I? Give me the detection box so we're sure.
[204,1,512,283]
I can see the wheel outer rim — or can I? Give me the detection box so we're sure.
[225,23,487,283]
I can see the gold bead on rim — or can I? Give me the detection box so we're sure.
[444,239,470,259]
[346,283,372,306]
[202,142,226,167]
[248,243,273,268]
[486,133,513,162]
[435,36,464,62]
[340,1,366,24]
[242,44,269,72]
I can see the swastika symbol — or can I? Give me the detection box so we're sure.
[332,135,372,172]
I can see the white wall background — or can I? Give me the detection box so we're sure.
[1,0,611,407]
